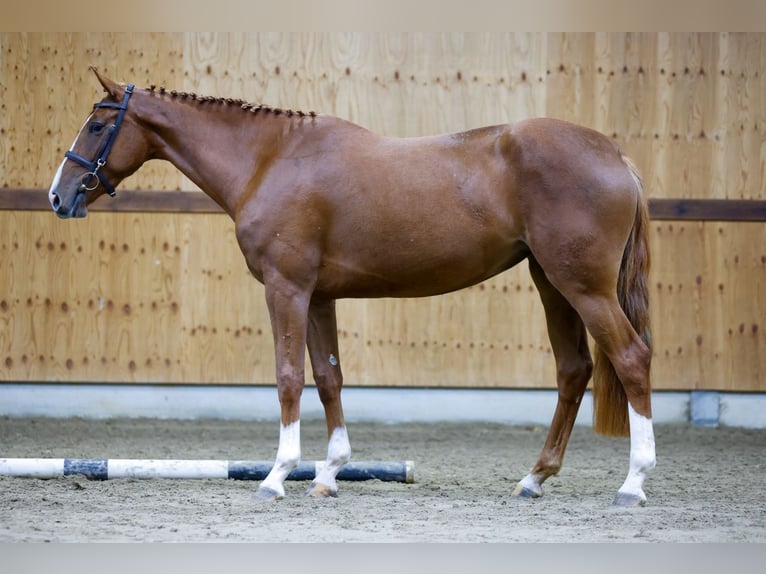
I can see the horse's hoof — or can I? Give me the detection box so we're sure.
[252,487,283,503]
[305,481,338,498]
[511,484,541,499]
[612,492,646,507]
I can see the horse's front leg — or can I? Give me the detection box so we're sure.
[253,278,312,502]
[304,297,351,498]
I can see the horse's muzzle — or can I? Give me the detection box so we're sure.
[51,187,88,219]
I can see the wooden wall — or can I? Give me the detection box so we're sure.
[1,33,764,391]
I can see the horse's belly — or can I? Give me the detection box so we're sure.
[315,236,529,299]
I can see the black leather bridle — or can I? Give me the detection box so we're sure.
[64,83,135,197]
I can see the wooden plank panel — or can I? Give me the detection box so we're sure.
[717,32,764,199]
[341,271,553,388]
[0,33,185,192]
[544,32,595,126]
[2,211,764,391]
[0,211,274,384]
[1,33,765,393]
[649,221,765,391]
[3,32,764,200]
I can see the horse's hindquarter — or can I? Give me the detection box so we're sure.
[507,119,641,276]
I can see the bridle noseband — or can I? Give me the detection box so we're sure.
[64,83,135,197]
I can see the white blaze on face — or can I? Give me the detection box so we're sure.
[49,113,94,208]
[259,421,301,498]
[618,403,656,501]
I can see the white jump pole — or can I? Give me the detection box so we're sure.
[0,458,414,483]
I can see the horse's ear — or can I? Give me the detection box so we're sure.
[89,66,121,98]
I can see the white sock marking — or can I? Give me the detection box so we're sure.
[517,472,545,497]
[618,403,656,501]
[259,421,301,498]
[313,426,351,491]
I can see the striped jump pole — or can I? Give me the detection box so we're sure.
[0,458,414,483]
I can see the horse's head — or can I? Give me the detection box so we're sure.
[49,67,148,218]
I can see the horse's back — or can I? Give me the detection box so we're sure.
[238,119,527,298]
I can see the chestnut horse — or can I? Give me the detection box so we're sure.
[49,68,655,506]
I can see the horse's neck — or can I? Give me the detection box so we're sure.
[144,101,286,217]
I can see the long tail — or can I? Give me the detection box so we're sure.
[592,155,651,437]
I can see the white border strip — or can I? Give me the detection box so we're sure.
[0,383,736,426]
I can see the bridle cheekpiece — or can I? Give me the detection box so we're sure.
[64,83,135,197]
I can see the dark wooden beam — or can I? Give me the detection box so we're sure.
[648,198,766,222]
[0,189,225,213]
[2,189,766,221]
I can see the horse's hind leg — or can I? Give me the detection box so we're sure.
[568,290,655,506]
[513,257,593,499]
[304,297,351,498]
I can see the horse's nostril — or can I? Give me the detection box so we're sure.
[52,193,61,210]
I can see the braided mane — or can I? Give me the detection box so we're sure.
[146,84,317,118]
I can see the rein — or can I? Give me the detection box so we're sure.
[64,83,135,197]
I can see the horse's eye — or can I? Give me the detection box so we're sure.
[89,121,105,134]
